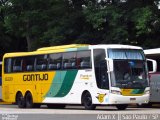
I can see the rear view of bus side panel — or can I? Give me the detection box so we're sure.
[145,52,160,103]
[149,72,160,102]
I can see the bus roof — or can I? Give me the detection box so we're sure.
[144,48,160,55]
[3,44,89,58]
[91,44,142,50]
[3,44,143,58]
[37,44,89,51]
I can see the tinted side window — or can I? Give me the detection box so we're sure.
[77,51,91,69]
[49,53,62,70]
[36,55,48,71]
[12,57,22,72]
[4,58,12,73]
[22,56,35,71]
[94,49,106,67]
[63,52,76,69]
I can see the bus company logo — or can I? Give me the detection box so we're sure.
[23,73,48,81]
[5,77,13,81]
[2,114,18,120]
[80,74,92,80]
[96,93,106,103]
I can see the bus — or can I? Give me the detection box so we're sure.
[0,61,2,100]
[2,44,149,110]
[144,48,160,105]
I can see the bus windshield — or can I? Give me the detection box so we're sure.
[108,49,148,89]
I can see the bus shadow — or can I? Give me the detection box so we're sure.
[39,105,153,111]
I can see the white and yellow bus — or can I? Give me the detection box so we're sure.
[2,44,149,110]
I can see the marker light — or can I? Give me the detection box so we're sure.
[111,90,122,95]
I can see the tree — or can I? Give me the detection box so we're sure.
[117,0,160,48]
[1,0,160,54]
[4,0,55,51]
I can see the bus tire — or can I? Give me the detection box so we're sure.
[82,92,96,110]
[16,92,26,108]
[116,104,128,110]
[25,92,34,108]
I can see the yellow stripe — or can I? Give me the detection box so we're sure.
[121,89,143,96]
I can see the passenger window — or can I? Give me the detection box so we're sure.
[77,51,91,69]
[23,56,35,71]
[4,58,12,73]
[12,58,22,72]
[48,53,62,70]
[36,55,48,71]
[62,52,77,69]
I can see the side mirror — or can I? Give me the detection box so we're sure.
[147,59,157,73]
[105,58,114,72]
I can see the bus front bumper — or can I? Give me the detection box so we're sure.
[108,94,149,105]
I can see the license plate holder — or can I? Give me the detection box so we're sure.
[130,98,136,101]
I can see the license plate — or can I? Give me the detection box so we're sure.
[130,98,136,101]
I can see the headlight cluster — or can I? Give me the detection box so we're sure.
[144,90,150,94]
[111,90,122,95]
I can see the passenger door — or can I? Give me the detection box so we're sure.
[99,61,109,89]
[94,49,109,89]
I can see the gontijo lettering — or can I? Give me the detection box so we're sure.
[23,74,48,81]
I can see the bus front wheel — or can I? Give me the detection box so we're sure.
[82,92,96,110]
[116,104,128,110]
[16,92,26,108]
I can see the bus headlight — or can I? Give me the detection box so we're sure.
[144,90,150,94]
[111,90,121,95]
